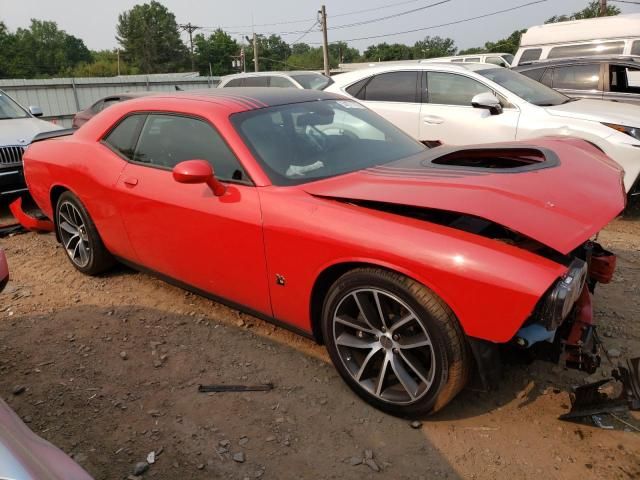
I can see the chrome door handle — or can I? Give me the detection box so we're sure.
[423,115,444,124]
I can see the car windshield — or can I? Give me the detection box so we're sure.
[477,68,570,106]
[503,54,514,65]
[290,74,333,90]
[0,91,29,119]
[232,99,426,185]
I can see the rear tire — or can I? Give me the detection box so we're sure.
[321,268,470,417]
[55,191,114,275]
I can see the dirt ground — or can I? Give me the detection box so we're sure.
[1,203,639,480]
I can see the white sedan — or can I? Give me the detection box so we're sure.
[326,63,640,195]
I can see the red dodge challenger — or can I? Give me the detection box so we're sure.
[23,88,625,416]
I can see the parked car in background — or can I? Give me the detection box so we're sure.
[325,63,640,195]
[0,89,61,199]
[0,248,93,480]
[337,53,513,73]
[514,56,640,105]
[217,71,333,90]
[512,13,640,66]
[72,92,157,128]
[420,53,513,67]
[23,89,625,416]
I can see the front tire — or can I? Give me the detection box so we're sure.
[321,268,470,417]
[55,191,114,275]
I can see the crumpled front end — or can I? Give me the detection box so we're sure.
[514,240,617,374]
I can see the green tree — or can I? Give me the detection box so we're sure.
[329,41,360,63]
[116,1,188,73]
[412,36,456,58]
[457,46,485,55]
[287,48,325,70]
[458,29,525,56]
[194,29,239,76]
[291,43,312,56]
[363,42,414,61]
[0,22,17,78]
[246,34,291,71]
[545,0,620,23]
[9,20,91,78]
[71,50,138,77]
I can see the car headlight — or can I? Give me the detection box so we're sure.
[602,123,640,141]
[539,258,588,330]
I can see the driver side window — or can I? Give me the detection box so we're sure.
[426,72,491,106]
[132,114,247,181]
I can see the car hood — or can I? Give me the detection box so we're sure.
[544,99,640,126]
[0,118,62,146]
[303,138,625,255]
[0,396,93,480]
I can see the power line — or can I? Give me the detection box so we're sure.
[333,0,433,18]
[609,0,640,4]
[201,0,451,37]
[329,0,450,31]
[309,0,547,44]
[257,56,315,70]
[289,21,319,45]
[179,23,201,70]
[195,0,440,30]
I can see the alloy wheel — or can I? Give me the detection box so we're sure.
[332,288,436,405]
[57,201,91,268]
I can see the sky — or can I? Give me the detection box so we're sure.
[0,0,638,53]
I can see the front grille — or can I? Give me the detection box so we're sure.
[0,146,25,167]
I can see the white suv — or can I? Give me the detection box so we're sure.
[325,63,640,195]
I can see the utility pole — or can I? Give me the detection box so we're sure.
[116,49,121,76]
[241,47,246,72]
[600,0,607,16]
[180,23,201,71]
[253,33,259,72]
[319,5,330,76]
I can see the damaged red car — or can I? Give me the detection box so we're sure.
[22,89,625,416]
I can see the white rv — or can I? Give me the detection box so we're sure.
[513,13,640,66]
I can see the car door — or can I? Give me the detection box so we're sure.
[346,70,422,139]
[550,64,603,101]
[419,71,519,145]
[605,63,640,105]
[111,112,272,315]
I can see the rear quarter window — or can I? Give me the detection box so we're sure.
[223,78,244,87]
[552,64,600,90]
[103,114,147,160]
[519,48,542,63]
[519,68,546,82]
[548,41,624,59]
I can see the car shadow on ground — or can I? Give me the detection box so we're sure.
[0,304,465,480]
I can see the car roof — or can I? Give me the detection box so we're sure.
[330,62,496,85]
[514,55,640,69]
[221,71,325,80]
[122,87,343,113]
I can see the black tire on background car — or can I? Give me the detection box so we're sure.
[321,268,470,417]
[55,191,114,275]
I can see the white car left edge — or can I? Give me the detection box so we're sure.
[0,249,93,480]
[0,89,61,198]
[326,63,640,196]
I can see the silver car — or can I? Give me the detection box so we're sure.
[0,90,61,198]
[218,71,333,90]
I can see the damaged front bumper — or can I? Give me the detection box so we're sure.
[514,240,617,374]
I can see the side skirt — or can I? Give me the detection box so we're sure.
[114,256,317,342]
